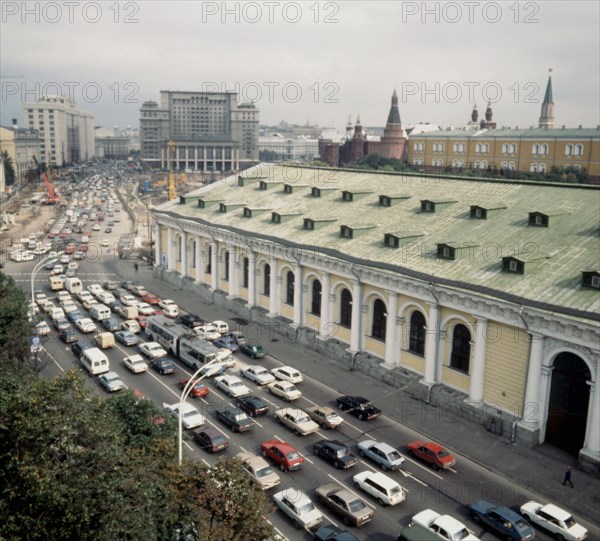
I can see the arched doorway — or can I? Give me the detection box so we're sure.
[546,352,591,456]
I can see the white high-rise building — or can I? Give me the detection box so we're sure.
[23,96,94,165]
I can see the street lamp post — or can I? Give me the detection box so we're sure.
[178,357,221,465]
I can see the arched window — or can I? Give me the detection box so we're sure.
[565,144,573,156]
[475,143,481,153]
[532,144,539,154]
[509,162,516,171]
[482,144,489,153]
[205,245,212,274]
[176,236,182,262]
[502,144,509,153]
[409,311,426,355]
[224,251,230,281]
[285,271,294,305]
[481,160,488,169]
[263,264,270,296]
[540,144,548,155]
[530,163,539,172]
[450,324,471,373]
[575,144,583,156]
[340,288,352,327]
[311,279,322,316]
[242,258,249,288]
[539,163,547,173]
[191,241,196,268]
[371,299,387,341]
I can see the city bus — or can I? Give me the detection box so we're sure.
[144,315,191,354]
[177,336,221,372]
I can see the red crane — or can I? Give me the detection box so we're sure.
[41,171,60,204]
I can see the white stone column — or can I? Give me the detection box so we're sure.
[396,317,405,366]
[269,260,279,317]
[349,281,362,352]
[319,271,331,340]
[210,242,218,291]
[195,236,203,283]
[154,223,161,266]
[521,332,545,429]
[194,147,198,170]
[467,317,487,404]
[384,292,399,368]
[167,226,174,271]
[423,301,439,384]
[248,250,256,307]
[581,374,600,463]
[203,147,207,171]
[293,263,302,325]
[228,244,238,299]
[180,230,187,278]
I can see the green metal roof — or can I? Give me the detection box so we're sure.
[158,165,600,320]
[416,127,600,139]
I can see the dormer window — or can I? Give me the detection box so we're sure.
[219,204,227,213]
[502,257,525,274]
[311,188,321,197]
[342,191,353,201]
[303,219,315,230]
[581,271,600,289]
[379,196,391,207]
[198,200,206,208]
[243,208,252,218]
[422,201,434,212]
[340,226,353,238]
[529,213,548,227]
[259,181,268,190]
[384,234,398,248]
[283,185,293,194]
[271,213,281,224]
[472,207,485,219]
[438,245,453,260]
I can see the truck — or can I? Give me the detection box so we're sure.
[94,332,115,349]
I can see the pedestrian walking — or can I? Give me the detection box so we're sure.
[134,262,138,273]
[562,466,574,487]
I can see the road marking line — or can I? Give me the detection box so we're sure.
[404,456,444,480]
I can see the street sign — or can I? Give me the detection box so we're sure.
[161,254,168,270]
[30,335,42,353]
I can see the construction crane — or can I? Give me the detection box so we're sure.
[167,139,176,201]
[33,154,60,204]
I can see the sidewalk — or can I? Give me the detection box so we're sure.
[123,262,600,529]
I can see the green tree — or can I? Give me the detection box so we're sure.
[1,151,16,186]
[0,272,31,377]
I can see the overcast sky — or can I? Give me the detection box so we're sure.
[2,1,599,131]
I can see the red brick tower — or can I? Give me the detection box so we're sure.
[380,89,407,160]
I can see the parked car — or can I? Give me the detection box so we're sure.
[314,440,358,469]
[241,365,275,385]
[98,371,125,393]
[271,365,303,384]
[520,501,588,541]
[165,402,205,429]
[178,378,209,398]
[123,354,148,373]
[336,395,381,421]
[406,441,456,471]
[139,342,168,359]
[216,407,254,432]
[260,439,304,472]
[306,405,344,429]
[315,483,374,527]
[273,488,322,530]
[411,510,479,541]
[470,501,535,541]
[214,375,250,398]
[274,408,319,436]
[236,452,280,491]
[150,357,176,375]
[238,343,265,359]
[268,381,302,401]
[357,440,405,471]
[115,330,139,346]
[193,427,229,453]
[236,395,270,418]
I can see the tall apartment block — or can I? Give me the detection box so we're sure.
[140,91,259,172]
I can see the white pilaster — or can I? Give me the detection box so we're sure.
[167,227,174,271]
[293,263,302,325]
[210,243,218,291]
[248,251,256,307]
[521,332,545,430]
[423,301,439,384]
[319,271,331,340]
[581,374,600,463]
[349,281,362,352]
[228,244,238,299]
[384,292,399,368]
[180,230,187,278]
[467,317,487,404]
[154,223,160,266]
[195,236,203,283]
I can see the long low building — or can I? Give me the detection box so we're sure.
[152,163,600,471]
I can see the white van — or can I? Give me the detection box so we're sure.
[49,276,65,291]
[352,471,405,506]
[65,277,83,294]
[89,303,111,321]
[80,347,110,375]
[212,320,229,334]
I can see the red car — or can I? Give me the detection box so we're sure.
[136,315,148,329]
[47,232,57,239]
[406,440,456,471]
[179,378,209,398]
[142,294,161,305]
[78,243,89,252]
[260,439,304,472]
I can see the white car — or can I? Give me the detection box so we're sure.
[268,381,302,401]
[271,366,304,384]
[77,291,94,303]
[241,365,276,386]
[165,403,205,429]
[59,254,70,264]
[274,408,319,435]
[51,265,64,275]
[123,354,148,373]
[357,440,406,471]
[136,302,156,316]
[194,324,221,341]
[35,320,51,336]
[236,452,281,490]
[34,292,48,306]
[521,501,588,541]
[57,291,72,304]
[82,298,98,310]
[273,488,323,530]
[75,318,97,333]
[162,305,179,318]
[121,319,141,334]
[216,348,236,368]
[158,299,177,310]
[412,509,479,541]
[214,375,250,398]
[98,371,125,392]
[139,342,168,359]
[120,294,138,307]
[87,283,103,296]
[100,240,110,247]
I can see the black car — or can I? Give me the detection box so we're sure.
[314,525,360,541]
[179,313,203,328]
[67,310,84,323]
[335,396,381,421]
[313,440,358,469]
[59,328,78,343]
[193,427,229,453]
[216,407,254,432]
[112,288,128,299]
[71,339,93,356]
[121,280,135,291]
[150,358,176,375]
[109,300,124,314]
[236,395,270,418]
[102,317,121,332]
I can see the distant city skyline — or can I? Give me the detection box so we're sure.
[2,2,598,130]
